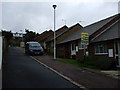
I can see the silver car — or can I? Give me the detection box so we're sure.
[25,41,44,55]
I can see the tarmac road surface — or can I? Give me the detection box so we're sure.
[2,47,80,88]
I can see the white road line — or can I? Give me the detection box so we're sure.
[30,56,88,90]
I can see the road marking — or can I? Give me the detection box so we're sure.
[30,56,88,90]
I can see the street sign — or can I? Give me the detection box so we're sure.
[81,33,89,61]
[81,33,89,45]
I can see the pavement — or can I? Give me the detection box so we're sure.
[18,47,120,89]
[101,71,120,80]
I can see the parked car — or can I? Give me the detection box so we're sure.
[25,41,43,55]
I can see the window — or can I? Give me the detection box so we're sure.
[95,44,107,54]
[29,42,41,48]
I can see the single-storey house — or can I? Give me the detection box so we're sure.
[55,23,83,57]
[46,25,69,53]
[46,23,83,55]
[57,14,120,67]
[34,30,53,50]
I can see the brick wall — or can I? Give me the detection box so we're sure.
[57,42,71,58]
[88,40,115,60]
[57,38,120,65]
[76,49,84,60]
[57,44,65,58]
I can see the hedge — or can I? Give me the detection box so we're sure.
[78,56,115,70]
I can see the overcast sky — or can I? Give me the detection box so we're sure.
[1,0,119,34]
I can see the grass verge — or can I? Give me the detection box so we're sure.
[57,58,100,70]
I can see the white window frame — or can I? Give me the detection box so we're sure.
[95,43,108,55]
[71,43,76,55]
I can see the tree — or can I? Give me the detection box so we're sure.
[24,29,37,42]
[2,30,13,41]
[2,30,13,49]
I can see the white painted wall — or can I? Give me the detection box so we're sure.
[0,2,2,89]
[0,37,2,69]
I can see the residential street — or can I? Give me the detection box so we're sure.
[2,47,79,88]
[2,47,120,89]
[1,2,120,90]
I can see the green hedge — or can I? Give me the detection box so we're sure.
[78,56,115,70]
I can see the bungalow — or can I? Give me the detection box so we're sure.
[55,23,83,58]
[46,25,69,54]
[57,14,120,67]
[46,23,83,55]
[34,30,53,50]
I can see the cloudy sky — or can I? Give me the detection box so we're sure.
[0,0,119,34]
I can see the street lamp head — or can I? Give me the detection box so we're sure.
[52,5,57,9]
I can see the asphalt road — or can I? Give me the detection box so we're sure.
[2,47,79,88]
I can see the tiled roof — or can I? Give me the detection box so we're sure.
[46,25,68,42]
[59,14,119,44]
[34,30,53,42]
[50,23,83,41]
[92,19,120,42]
[56,23,83,39]
[56,25,68,36]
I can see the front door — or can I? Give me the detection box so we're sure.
[114,41,120,67]
[71,43,76,56]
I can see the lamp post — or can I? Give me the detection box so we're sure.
[52,5,57,60]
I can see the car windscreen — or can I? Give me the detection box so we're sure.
[29,43,41,48]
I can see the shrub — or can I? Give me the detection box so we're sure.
[78,55,114,70]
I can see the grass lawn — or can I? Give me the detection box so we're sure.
[57,58,100,69]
